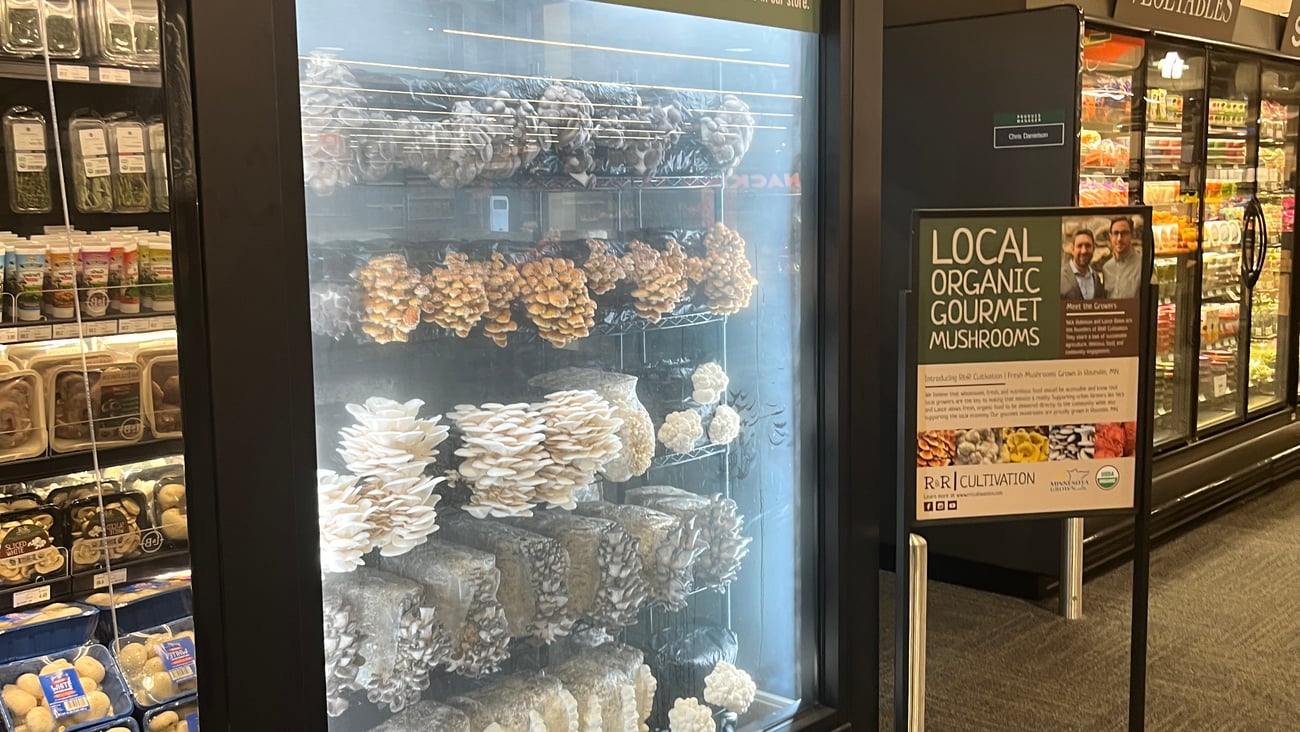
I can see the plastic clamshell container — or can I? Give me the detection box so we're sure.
[69,116,114,214]
[0,602,97,664]
[84,579,191,639]
[0,643,131,731]
[0,370,45,462]
[106,119,149,214]
[140,355,179,439]
[48,362,144,453]
[111,615,194,708]
[86,717,138,732]
[4,107,53,214]
[65,491,152,573]
[140,693,197,732]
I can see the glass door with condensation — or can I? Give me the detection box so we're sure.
[1142,40,1203,447]
[1249,62,1297,415]
[1196,53,1259,433]
[297,0,820,729]
[1080,30,1143,208]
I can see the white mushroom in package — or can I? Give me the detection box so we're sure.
[667,697,715,732]
[2,651,117,731]
[658,410,703,455]
[703,660,757,715]
[707,404,740,446]
[690,362,728,405]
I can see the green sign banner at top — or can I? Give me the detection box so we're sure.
[592,0,819,33]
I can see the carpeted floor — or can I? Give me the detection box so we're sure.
[879,483,1300,731]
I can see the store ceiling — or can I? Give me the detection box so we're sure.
[1243,0,1290,16]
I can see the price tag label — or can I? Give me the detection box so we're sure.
[12,584,51,608]
[84,320,119,336]
[0,329,18,345]
[55,65,91,82]
[150,315,177,330]
[1213,374,1229,397]
[92,568,128,589]
[84,157,111,178]
[118,318,152,334]
[118,155,147,174]
[14,325,52,342]
[160,636,197,683]
[51,323,81,339]
[39,668,89,718]
[98,67,131,84]
[15,153,46,172]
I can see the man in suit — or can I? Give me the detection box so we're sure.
[1060,229,1107,300]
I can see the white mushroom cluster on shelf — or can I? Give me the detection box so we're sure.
[319,397,449,572]
[530,368,654,482]
[703,660,756,715]
[707,404,740,446]
[690,362,728,405]
[535,390,624,509]
[667,697,715,732]
[658,409,703,454]
[450,402,550,518]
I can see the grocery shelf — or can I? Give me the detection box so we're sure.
[0,58,160,88]
[648,442,727,469]
[0,437,183,485]
[1,550,188,612]
[0,312,175,345]
[1154,248,1196,258]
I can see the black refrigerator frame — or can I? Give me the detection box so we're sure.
[160,0,883,728]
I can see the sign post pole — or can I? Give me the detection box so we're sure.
[1060,516,1084,619]
[895,290,923,731]
[906,533,928,732]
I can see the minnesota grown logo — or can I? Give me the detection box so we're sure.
[1049,467,1092,493]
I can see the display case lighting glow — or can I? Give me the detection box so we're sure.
[299,56,803,100]
[443,29,789,68]
[1159,51,1185,80]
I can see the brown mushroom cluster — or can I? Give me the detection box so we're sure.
[917,430,957,467]
[685,223,758,315]
[518,257,597,348]
[471,253,525,347]
[418,252,490,338]
[355,253,422,344]
[623,239,689,323]
[582,238,626,295]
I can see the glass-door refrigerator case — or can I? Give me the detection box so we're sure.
[171,0,861,729]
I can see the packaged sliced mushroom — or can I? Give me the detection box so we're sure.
[67,492,152,572]
[49,363,145,452]
[140,695,199,732]
[0,370,45,463]
[438,516,573,644]
[42,481,118,510]
[0,506,66,587]
[120,465,186,546]
[574,501,707,611]
[112,616,196,708]
[0,492,43,515]
[141,355,181,438]
[377,539,510,679]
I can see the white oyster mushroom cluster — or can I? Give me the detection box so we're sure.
[691,362,729,405]
[708,404,740,446]
[703,660,757,715]
[451,402,550,518]
[319,397,450,572]
[658,410,703,454]
[667,697,715,732]
[535,390,624,509]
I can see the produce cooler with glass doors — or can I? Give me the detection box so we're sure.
[164,0,871,728]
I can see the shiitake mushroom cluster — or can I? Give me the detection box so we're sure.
[348,223,758,347]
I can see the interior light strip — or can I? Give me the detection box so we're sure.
[300,56,803,101]
[442,29,790,69]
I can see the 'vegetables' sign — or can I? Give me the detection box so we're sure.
[1114,0,1239,44]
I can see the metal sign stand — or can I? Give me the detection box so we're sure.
[1060,516,1084,619]
[895,290,927,732]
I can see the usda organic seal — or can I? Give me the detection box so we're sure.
[1096,465,1120,490]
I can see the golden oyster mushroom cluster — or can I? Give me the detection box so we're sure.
[1003,427,1050,463]
[473,253,525,347]
[582,238,626,295]
[916,430,956,467]
[418,252,489,337]
[518,257,598,348]
[624,239,690,323]
[685,223,759,316]
[355,253,421,344]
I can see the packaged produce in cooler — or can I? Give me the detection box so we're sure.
[4,108,51,214]
[79,244,112,317]
[0,602,96,665]
[49,362,143,451]
[0,643,130,732]
[107,118,149,214]
[128,0,156,67]
[121,463,185,544]
[112,616,196,708]
[141,354,180,438]
[66,490,152,571]
[82,575,192,636]
[2,0,80,57]
[70,116,114,214]
[0,370,44,462]
[145,120,167,212]
[0,506,65,587]
[81,0,136,66]
[139,695,197,732]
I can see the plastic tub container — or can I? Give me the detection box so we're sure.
[48,362,144,453]
[87,717,138,731]
[0,602,97,664]
[111,616,194,708]
[0,643,130,731]
[140,694,197,732]
[83,578,191,640]
[0,370,46,462]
